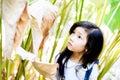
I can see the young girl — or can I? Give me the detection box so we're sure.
[56,21,104,80]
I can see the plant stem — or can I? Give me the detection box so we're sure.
[78,0,84,21]
[97,0,108,26]
[15,28,32,80]
[0,16,2,80]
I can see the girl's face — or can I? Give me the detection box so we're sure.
[67,27,88,53]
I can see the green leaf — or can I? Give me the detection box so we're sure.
[104,1,120,32]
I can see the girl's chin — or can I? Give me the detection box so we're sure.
[67,46,73,51]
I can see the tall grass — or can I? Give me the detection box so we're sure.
[49,0,74,63]
[0,15,2,80]
[15,28,32,80]
[98,31,120,79]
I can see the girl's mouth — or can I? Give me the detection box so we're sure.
[68,41,72,46]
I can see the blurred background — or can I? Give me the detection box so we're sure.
[1,0,120,80]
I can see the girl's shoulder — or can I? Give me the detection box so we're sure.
[85,60,99,80]
[87,60,99,69]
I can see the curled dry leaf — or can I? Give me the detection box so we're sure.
[28,0,58,56]
[28,0,58,79]
[32,62,58,80]
[14,3,30,50]
[2,0,59,79]
[2,0,29,59]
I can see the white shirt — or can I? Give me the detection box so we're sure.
[64,59,99,80]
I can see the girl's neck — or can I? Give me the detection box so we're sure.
[70,52,83,63]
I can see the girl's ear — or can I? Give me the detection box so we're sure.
[85,49,87,52]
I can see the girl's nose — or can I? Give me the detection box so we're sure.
[69,38,73,42]
[69,35,75,42]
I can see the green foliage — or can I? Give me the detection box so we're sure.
[15,28,32,80]
[49,0,74,62]
[75,0,84,21]
[50,0,57,4]
[98,30,120,79]
[104,0,120,32]
[28,0,33,2]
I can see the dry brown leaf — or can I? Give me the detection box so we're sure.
[28,0,58,56]
[15,0,57,61]
[14,3,30,50]
[2,0,28,59]
[30,16,43,56]
[39,9,57,49]
[2,0,58,78]
[29,1,58,79]
[32,62,58,80]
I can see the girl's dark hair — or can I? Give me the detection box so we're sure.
[57,21,104,77]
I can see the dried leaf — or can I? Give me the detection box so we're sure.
[32,61,58,80]
[28,1,58,78]
[2,0,28,59]
[14,3,30,50]
[30,16,43,56]
[28,0,58,56]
